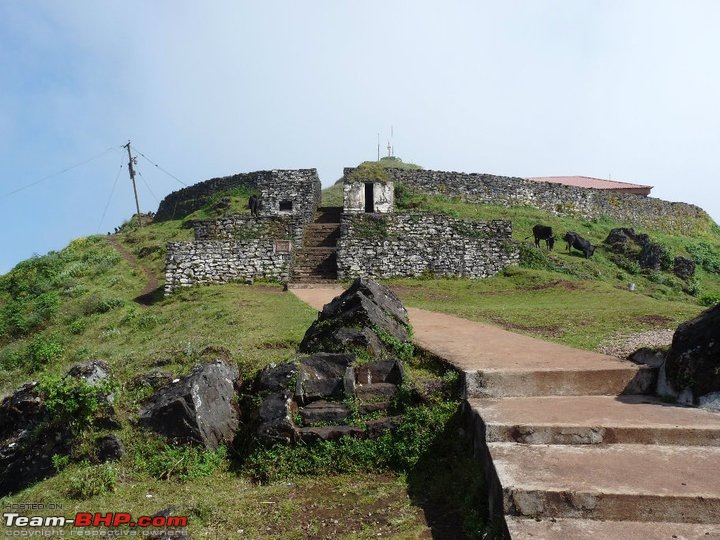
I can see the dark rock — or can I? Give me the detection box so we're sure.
[67,360,111,386]
[664,304,720,407]
[603,228,649,255]
[255,362,297,393]
[96,434,125,462]
[628,347,666,369]
[674,256,696,280]
[0,429,70,497]
[298,425,364,442]
[257,392,297,444]
[639,242,671,271]
[137,360,240,449]
[138,245,162,258]
[299,401,351,425]
[320,277,409,327]
[359,401,392,414]
[295,353,356,403]
[354,360,405,386]
[356,383,398,401]
[366,416,403,439]
[0,382,43,437]
[299,278,411,359]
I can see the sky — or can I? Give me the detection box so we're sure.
[1,1,719,274]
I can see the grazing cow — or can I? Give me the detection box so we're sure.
[248,195,260,218]
[532,224,556,250]
[564,231,595,258]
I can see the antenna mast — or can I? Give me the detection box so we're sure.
[123,140,143,227]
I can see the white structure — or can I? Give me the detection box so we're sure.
[343,181,394,214]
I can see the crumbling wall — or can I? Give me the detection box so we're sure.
[337,213,518,280]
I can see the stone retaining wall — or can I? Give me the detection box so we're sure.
[342,168,710,234]
[337,213,518,280]
[165,240,290,294]
[193,215,304,244]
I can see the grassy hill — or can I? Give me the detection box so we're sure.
[2,180,720,537]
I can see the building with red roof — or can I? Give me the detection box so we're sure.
[525,176,653,196]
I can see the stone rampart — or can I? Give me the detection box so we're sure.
[337,213,518,280]
[155,169,321,223]
[342,168,711,234]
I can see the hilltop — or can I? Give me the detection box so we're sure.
[1,167,720,537]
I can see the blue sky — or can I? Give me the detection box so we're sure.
[1,1,719,274]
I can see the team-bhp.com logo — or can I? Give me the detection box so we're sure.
[4,511,188,533]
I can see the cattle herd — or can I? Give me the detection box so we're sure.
[531,224,596,258]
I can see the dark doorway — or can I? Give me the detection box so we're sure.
[279,200,293,211]
[364,183,374,213]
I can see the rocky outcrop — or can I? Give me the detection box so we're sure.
[0,361,117,496]
[299,277,411,357]
[604,228,677,274]
[662,304,720,409]
[138,359,240,449]
[673,256,696,281]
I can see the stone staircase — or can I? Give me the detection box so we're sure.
[291,207,341,284]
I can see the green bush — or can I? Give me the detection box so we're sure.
[347,162,389,184]
[27,335,64,369]
[81,295,124,316]
[134,441,227,482]
[66,463,117,500]
[38,374,114,432]
[687,241,720,273]
[700,293,720,307]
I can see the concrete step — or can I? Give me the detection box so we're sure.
[505,516,720,539]
[462,365,654,399]
[486,442,720,524]
[469,395,720,446]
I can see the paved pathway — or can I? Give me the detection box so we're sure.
[291,285,720,539]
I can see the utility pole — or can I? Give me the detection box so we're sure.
[123,140,142,227]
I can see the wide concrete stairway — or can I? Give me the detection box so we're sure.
[292,288,720,539]
[409,309,720,539]
[291,207,342,284]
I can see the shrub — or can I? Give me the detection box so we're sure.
[66,463,117,499]
[38,375,115,432]
[81,295,124,316]
[687,241,720,273]
[134,441,227,482]
[27,335,64,369]
[347,162,389,184]
[700,293,720,307]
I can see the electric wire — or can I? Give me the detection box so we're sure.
[1,146,118,199]
[137,169,160,204]
[133,147,188,187]
[97,155,124,233]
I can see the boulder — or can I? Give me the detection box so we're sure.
[663,304,720,409]
[138,359,240,449]
[673,256,696,280]
[603,228,649,255]
[639,242,671,271]
[254,362,297,393]
[299,277,411,358]
[256,393,297,444]
[96,434,125,462]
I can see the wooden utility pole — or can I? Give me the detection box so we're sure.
[123,140,142,227]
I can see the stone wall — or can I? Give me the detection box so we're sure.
[337,213,518,280]
[193,215,306,245]
[155,169,321,223]
[342,168,711,234]
[165,240,290,294]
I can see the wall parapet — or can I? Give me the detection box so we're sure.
[337,213,518,280]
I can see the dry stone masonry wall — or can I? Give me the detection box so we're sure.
[155,169,321,222]
[193,216,304,244]
[343,168,710,235]
[165,240,290,294]
[337,213,518,280]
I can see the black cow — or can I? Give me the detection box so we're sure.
[532,224,555,250]
[563,231,595,258]
[248,195,260,218]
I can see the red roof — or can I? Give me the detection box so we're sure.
[525,176,652,191]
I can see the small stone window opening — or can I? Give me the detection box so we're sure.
[279,200,293,212]
[274,240,292,253]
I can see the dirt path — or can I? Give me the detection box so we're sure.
[107,236,160,305]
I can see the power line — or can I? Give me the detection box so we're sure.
[133,147,188,187]
[1,146,118,199]
[97,155,125,233]
[137,169,160,204]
